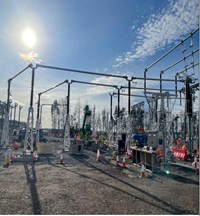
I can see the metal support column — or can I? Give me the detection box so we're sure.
[117,87,121,118]
[36,93,41,145]
[64,81,72,150]
[24,66,35,153]
[109,93,113,120]
[18,106,23,127]
[13,103,18,126]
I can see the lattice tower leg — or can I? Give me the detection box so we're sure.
[24,107,34,153]
[1,112,9,148]
[116,117,122,147]
[125,116,132,151]
[36,105,42,144]
[159,95,167,162]
[92,120,96,138]
[39,105,42,129]
[108,120,114,146]
[159,96,165,131]
[36,119,40,145]
[63,114,70,150]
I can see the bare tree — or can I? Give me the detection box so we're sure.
[106,110,109,131]
[96,112,101,131]
[74,98,82,129]
[92,105,96,130]
[58,97,67,130]
[51,100,60,130]
[102,109,106,132]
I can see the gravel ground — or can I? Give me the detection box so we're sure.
[0,142,199,215]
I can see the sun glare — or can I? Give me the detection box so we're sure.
[22,27,37,48]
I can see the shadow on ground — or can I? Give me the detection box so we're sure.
[46,152,196,215]
[23,162,41,215]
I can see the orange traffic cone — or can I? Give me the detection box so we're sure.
[96,149,100,161]
[115,155,119,166]
[139,162,145,178]
[122,155,126,168]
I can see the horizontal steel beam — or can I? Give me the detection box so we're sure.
[39,79,68,95]
[36,64,128,79]
[112,92,151,98]
[135,76,183,82]
[121,85,178,92]
[9,64,32,81]
[71,79,118,89]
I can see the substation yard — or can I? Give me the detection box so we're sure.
[0,142,199,215]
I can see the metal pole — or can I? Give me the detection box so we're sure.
[37,94,41,122]
[185,77,193,152]
[160,71,163,94]
[40,105,43,127]
[67,82,71,115]
[13,103,18,126]
[7,79,11,114]
[10,106,13,125]
[30,67,35,108]
[109,93,113,120]
[144,69,147,94]
[18,106,22,126]
[128,80,131,115]
[36,93,41,144]
[175,73,178,96]
[117,88,121,118]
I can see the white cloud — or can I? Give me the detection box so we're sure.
[84,76,127,96]
[114,0,199,67]
[82,76,159,96]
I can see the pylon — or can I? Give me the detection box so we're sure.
[122,155,126,168]
[139,162,145,178]
[115,155,119,166]
[96,149,100,161]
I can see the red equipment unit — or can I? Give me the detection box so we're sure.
[172,149,187,160]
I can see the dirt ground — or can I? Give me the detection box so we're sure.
[0,142,199,215]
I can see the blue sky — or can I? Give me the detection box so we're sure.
[0,0,199,128]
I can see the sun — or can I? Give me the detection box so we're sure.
[21,27,37,48]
